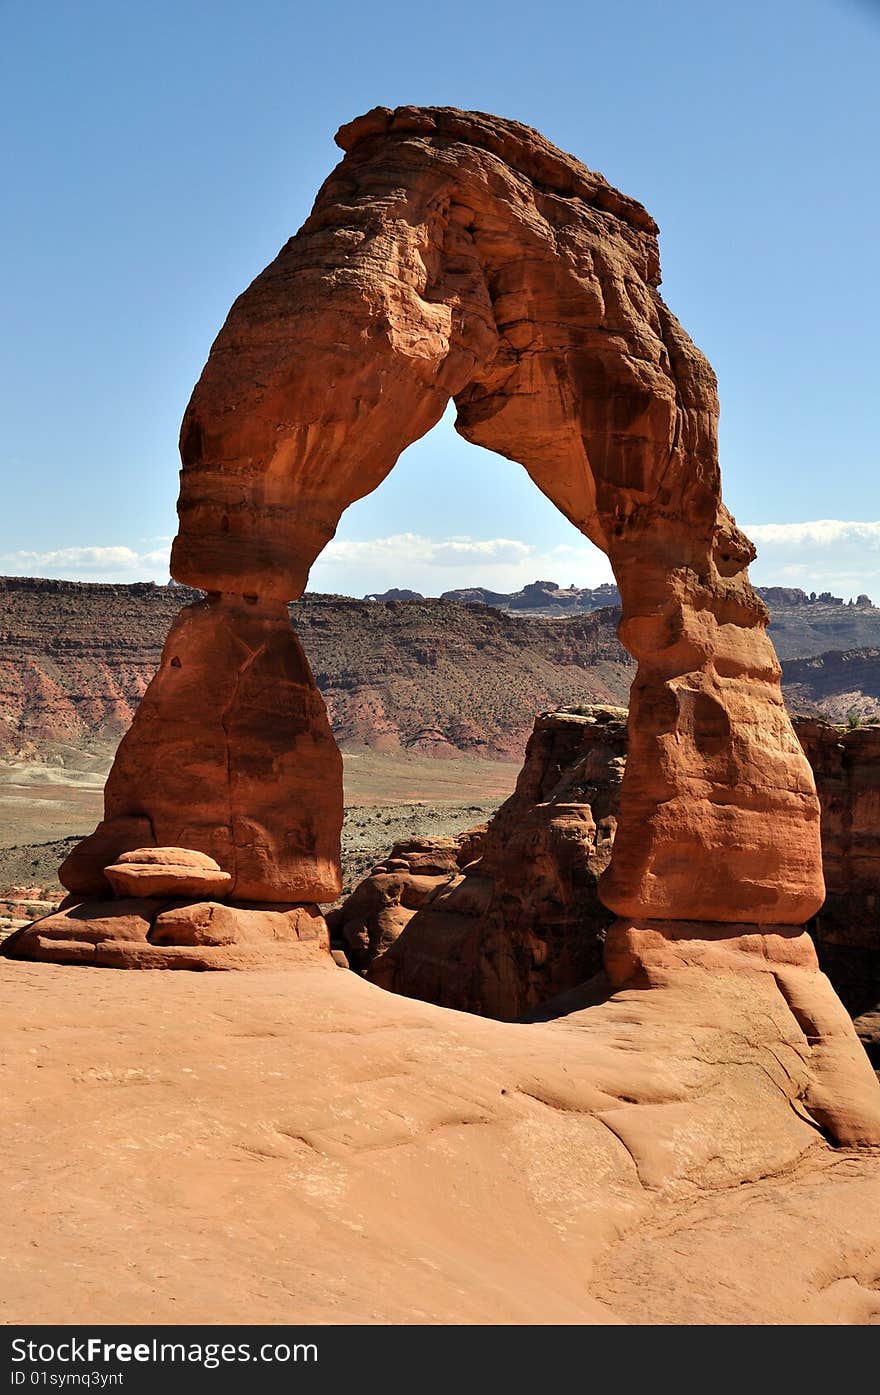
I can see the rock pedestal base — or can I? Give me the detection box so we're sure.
[604,919,880,1148]
[1,899,330,971]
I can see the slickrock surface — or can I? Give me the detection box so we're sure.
[2,958,880,1325]
[371,707,625,1017]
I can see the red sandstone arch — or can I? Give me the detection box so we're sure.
[37,106,824,919]
[161,104,823,926]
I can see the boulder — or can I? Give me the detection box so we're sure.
[104,847,232,900]
[328,832,484,974]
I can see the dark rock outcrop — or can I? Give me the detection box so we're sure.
[327,830,485,974]
[797,720,880,1016]
[369,707,626,1017]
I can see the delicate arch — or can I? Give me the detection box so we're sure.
[162,105,822,924]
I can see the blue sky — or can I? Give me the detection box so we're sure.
[2,0,879,598]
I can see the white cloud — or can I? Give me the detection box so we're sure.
[311,533,613,596]
[744,520,880,600]
[321,533,532,568]
[6,520,878,602]
[745,521,880,549]
[1,545,170,582]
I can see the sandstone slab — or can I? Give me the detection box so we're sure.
[104,847,233,900]
[2,897,330,971]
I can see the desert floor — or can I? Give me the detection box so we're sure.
[0,749,517,914]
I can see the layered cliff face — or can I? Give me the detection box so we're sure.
[783,649,880,721]
[4,577,878,763]
[0,578,185,756]
[0,578,631,763]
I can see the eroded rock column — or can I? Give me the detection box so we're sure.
[4,593,341,967]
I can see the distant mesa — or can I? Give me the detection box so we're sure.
[2,575,880,764]
[362,579,625,612]
[363,578,876,619]
[364,588,424,602]
[758,585,875,609]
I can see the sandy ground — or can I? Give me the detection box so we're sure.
[2,954,880,1325]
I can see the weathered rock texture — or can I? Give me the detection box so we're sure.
[797,720,880,1015]
[104,847,233,900]
[58,594,342,905]
[371,707,625,1016]
[8,104,877,1146]
[327,831,485,974]
[5,958,880,1324]
[3,897,329,971]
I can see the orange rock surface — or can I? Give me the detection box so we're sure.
[20,104,820,926]
[4,897,328,971]
[603,920,880,1149]
[58,593,342,904]
[3,958,880,1324]
[328,832,483,974]
[104,847,233,900]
